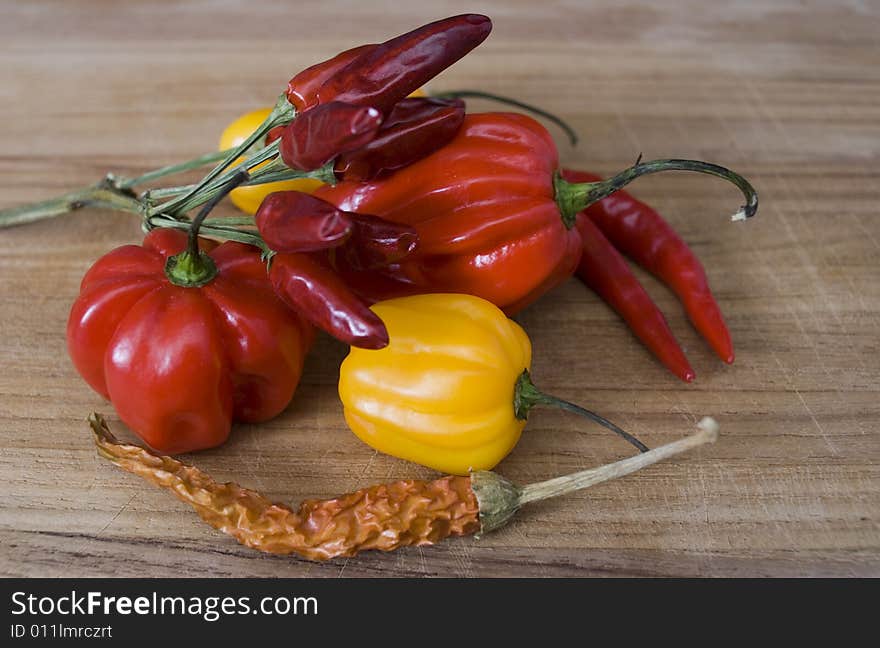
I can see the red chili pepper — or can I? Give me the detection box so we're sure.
[269,252,389,349]
[334,97,466,181]
[573,213,695,382]
[316,113,756,378]
[255,191,353,253]
[67,228,313,454]
[279,102,382,171]
[314,14,492,115]
[566,170,735,364]
[286,44,379,112]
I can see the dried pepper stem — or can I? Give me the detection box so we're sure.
[90,413,718,561]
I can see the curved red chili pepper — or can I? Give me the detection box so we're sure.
[316,14,492,115]
[255,191,353,253]
[573,214,695,382]
[565,170,734,364]
[286,43,379,112]
[269,252,389,349]
[279,102,382,171]
[335,97,466,181]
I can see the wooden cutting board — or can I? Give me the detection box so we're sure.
[1,0,877,577]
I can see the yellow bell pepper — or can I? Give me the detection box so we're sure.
[339,294,647,475]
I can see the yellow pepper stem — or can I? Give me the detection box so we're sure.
[513,369,649,453]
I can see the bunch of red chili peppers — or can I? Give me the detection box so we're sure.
[0,14,757,454]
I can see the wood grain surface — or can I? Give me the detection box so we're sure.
[1,0,878,577]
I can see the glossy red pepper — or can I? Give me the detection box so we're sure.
[255,191,353,253]
[269,252,388,349]
[316,113,756,379]
[279,102,382,171]
[313,14,491,115]
[334,97,466,181]
[567,170,735,364]
[317,113,580,313]
[67,228,313,453]
[573,212,695,382]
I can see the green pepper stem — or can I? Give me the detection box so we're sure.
[163,170,251,288]
[432,89,579,145]
[0,149,235,229]
[514,369,648,453]
[554,158,759,228]
[160,93,295,216]
[119,149,232,189]
[0,177,142,229]
[186,170,251,256]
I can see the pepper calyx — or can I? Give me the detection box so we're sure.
[552,172,584,230]
[165,250,217,288]
[469,470,522,537]
[513,369,551,420]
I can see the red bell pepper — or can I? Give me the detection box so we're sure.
[316,113,756,379]
[67,228,313,454]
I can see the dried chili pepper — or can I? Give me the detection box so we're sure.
[566,169,735,364]
[271,96,467,182]
[334,97,466,181]
[255,191,353,253]
[311,14,492,115]
[336,212,418,270]
[339,294,647,475]
[286,44,379,112]
[91,413,718,561]
[316,113,757,379]
[279,102,382,171]
[268,252,388,349]
[256,191,417,268]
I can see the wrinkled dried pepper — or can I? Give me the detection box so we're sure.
[302,14,492,115]
[91,413,718,561]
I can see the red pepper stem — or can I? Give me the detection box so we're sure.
[513,370,649,453]
[431,89,578,145]
[554,159,759,229]
[164,170,250,288]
